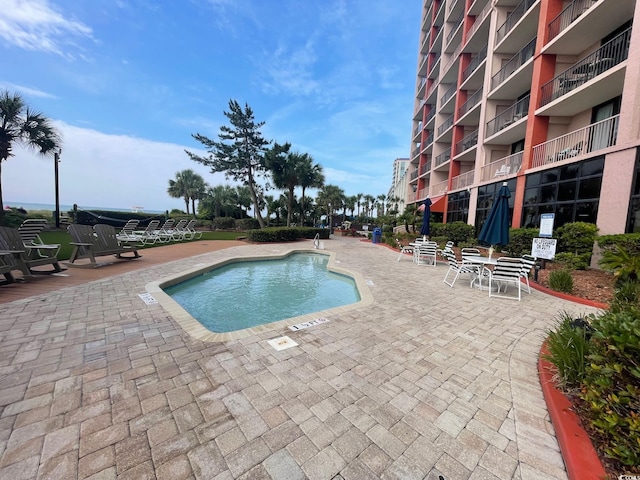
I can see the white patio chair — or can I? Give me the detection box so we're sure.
[184,219,202,240]
[443,250,478,287]
[137,220,161,244]
[116,219,144,244]
[396,238,414,261]
[488,257,524,301]
[436,241,454,260]
[520,254,537,294]
[415,242,438,266]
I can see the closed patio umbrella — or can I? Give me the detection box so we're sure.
[419,198,432,239]
[478,182,511,256]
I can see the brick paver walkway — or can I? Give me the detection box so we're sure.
[0,237,598,479]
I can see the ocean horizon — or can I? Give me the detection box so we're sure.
[5,201,165,215]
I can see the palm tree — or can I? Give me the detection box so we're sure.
[356,193,363,217]
[297,155,324,226]
[0,90,61,225]
[363,194,376,218]
[377,194,386,217]
[264,143,307,227]
[317,185,345,230]
[188,175,207,217]
[168,169,204,214]
[200,184,236,219]
[235,186,252,218]
[346,195,357,218]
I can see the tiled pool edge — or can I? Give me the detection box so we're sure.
[145,246,374,342]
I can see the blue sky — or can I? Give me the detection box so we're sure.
[2,0,419,212]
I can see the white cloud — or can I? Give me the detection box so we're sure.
[0,82,57,99]
[3,121,229,212]
[0,0,93,56]
[260,41,320,97]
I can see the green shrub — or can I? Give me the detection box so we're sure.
[609,280,640,314]
[549,269,573,293]
[212,217,236,230]
[245,227,329,243]
[600,244,640,285]
[555,221,598,256]
[597,233,640,255]
[506,227,538,257]
[236,218,260,230]
[543,312,591,390]
[554,252,591,270]
[579,309,640,468]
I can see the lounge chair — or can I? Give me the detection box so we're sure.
[116,219,144,244]
[0,226,63,275]
[183,219,202,240]
[18,218,61,257]
[169,219,189,241]
[66,224,141,267]
[156,219,176,243]
[520,254,537,294]
[137,220,162,244]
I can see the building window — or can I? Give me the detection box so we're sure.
[474,179,517,236]
[446,190,470,223]
[627,148,640,233]
[521,157,604,229]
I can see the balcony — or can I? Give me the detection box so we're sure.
[425,107,436,127]
[457,88,483,125]
[496,0,537,44]
[423,132,434,150]
[544,0,632,55]
[442,44,462,81]
[486,95,530,137]
[419,159,432,176]
[411,145,421,159]
[455,129,479,156]
[410,168,419,181]
[437,113,454,138]
[461,46,487,83]
[539,28,630,108]
[531,115,619,168]
[440,83,457,107]
[430,178,449,197]
[445,12,464,51]
[481,152,524,182]
[435,148,452,168]
[428,52,442,79]
[464,1,491,52]
[491,37,536,91]
[451,170,475,191]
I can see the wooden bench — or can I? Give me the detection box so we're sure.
[66,224,141,267]
[0,226,63,276]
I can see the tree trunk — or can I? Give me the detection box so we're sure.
[287,186,294,227]
[247,170,265,228]
[300,187,306,227]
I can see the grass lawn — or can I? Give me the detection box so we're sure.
[39,230,243,261]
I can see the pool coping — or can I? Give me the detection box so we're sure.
[145,247,374,342]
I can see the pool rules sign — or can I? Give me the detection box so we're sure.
[532,214,557,259]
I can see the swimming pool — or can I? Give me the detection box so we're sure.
[146,248,372,342]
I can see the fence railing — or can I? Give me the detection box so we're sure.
[435,147,452,167]
[446,12,464,46]
[540,28,631,107]
[458,88,482,118]
[440,83,457,105]
[531,115,619,168]
[419,159,432,175]
[491,37,536,90]
[465,1,492,42]
[455,128,479,155]
[451,170,475,191]
[486,95,530,137]
[462,46,487,82]
[430,179,449,197]
[437,113,455,136]
[496,0,537,44]
[481,152,523,181]
[548,0,597,41]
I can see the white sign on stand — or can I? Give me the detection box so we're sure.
[532,237,557,260]
[539,213,555,238]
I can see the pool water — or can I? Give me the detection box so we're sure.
[163,253,360,333]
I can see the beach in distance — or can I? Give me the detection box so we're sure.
[5,201,165,214]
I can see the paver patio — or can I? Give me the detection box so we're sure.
[0,236,599,479]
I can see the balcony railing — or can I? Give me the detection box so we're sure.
[491,37,536,90]
[465,1,492,42]
[426,107,436,124]
[455,129,479,155]
[440,83,457,105]
[437,114,454,136]
[462,46,487,82]
[540,28,631,107]
[458,88,483,118]
[430,179,449,197]
[496,0,537,44]
[423,132,434,148]
[451,170,475,191]
[442,44,462,74]
[548,0,597,41]
[419,159,432,175]
[486,95,530,136]
[412,145,421,159]
[481,152,524,181]
[435,147,452,167]
[410,169,419,181]
[446,12,464,45]
[428,51,442,76]
[531,115,619,168]
[414,122,423,136]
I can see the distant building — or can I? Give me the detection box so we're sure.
[409,0,640,234]
[387,157,410,215]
